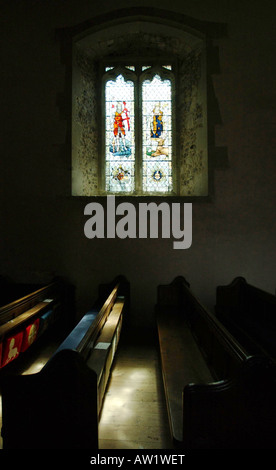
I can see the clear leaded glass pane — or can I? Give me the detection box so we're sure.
[105,74,135,192]
[142,75,172,193]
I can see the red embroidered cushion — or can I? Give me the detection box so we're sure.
[21,318,40,352]
[2,331,24,367]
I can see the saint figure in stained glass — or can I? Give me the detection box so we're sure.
[151,103,163,138]
[111,101,131,157]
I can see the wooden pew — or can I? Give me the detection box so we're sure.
[215,276,276,359]
[156,276,276,449]
[0,278,73,370]
[1,276,129,449]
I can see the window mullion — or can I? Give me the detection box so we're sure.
[135,66,142,195]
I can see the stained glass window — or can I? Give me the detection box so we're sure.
[104,66,173,194]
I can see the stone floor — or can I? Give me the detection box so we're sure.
[98,327,173,449]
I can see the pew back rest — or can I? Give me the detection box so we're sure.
[157,277,249,381]
[216,277,276,319]
[179,278,249,380]
[216,277,276,358]
[0,282,61,326]
[0,279,72,369]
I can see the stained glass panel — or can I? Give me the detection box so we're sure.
[142,75,172,193]
[105,74,135,192]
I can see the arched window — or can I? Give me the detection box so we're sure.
[66,9,225,197]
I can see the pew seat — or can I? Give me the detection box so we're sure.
[87,296,124,412]
[156,277,276,449]
[157,309,214,444]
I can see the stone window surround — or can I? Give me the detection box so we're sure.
[55,8,227,199]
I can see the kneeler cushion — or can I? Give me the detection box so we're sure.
[1,331,23,367]
[21,318,40,352]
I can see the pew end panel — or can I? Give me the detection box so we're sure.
[1,349,98,449]
[183,379,239,449]
[183,354,276,449]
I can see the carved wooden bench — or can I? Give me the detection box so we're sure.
[156,276,276,449]
[1,276,129,449]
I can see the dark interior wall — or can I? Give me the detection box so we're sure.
[1,0,276,326]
